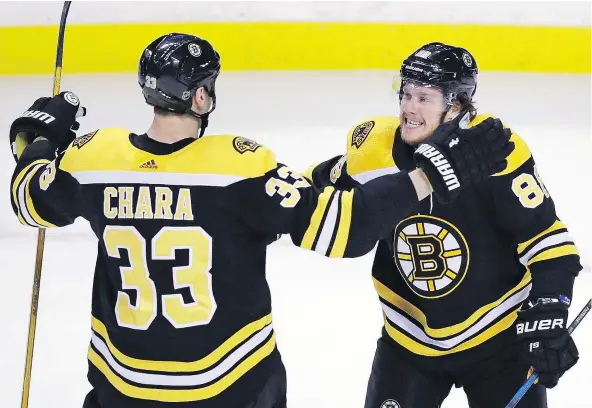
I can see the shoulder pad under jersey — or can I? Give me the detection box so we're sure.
[345,116,402,184]
[60,130,277,181]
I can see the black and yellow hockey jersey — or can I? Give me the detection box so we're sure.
[306,115,582,371]
[10,128,421,406]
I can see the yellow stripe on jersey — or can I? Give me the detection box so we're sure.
[528,244,579,266]
[91,313,272,372]
[23,168,56,228]
[373,271,532,339]
[12,160,49,214]
[60,128,277,179]
[300,187,335,250]
[88,333,276,403]
[517,220,567,255]
[329,190,354,258]
[467,114,532,177]
[11,159,53,227]
[346,116,399,177]
[383,308,520,357]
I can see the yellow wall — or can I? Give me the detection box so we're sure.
[1,22,590,75]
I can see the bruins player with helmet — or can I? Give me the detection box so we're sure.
[8,34,513,408]
[305,42,582,407]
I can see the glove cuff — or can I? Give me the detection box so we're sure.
[414,143,461,205]
[530,269,576,306]
[11,117,55,141]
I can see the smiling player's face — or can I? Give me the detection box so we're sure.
[398,83,451,146]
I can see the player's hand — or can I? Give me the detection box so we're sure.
[515,296,579,388]
[413,114,514,204]
[9,91,87,161]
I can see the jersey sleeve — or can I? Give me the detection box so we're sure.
[487,124,582,300]
[238,157,420,258]
[10,140,82,228]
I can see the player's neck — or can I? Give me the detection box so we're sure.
[146,115,201,144]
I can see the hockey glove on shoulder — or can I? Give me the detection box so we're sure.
[9,91,86,162]
[515,296,579,388]
[413,114,514,204]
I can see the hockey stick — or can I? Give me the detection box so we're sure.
[20,3,72,407]
[504,298,592,408]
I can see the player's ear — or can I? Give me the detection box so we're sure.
[193,87,204,103]
[192,87,207,112]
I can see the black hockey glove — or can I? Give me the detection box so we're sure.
[413,114,514,204]
[515,296,579,388]
[9,91,86,162]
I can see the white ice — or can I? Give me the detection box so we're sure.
[0,71,590,407]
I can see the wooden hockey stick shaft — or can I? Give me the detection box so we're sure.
[504,298,592,408]
[20,3,71,407]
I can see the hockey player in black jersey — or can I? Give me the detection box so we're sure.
[305,42,582,408]
[8,35,513,408]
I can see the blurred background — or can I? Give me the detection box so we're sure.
[0,2,590,407]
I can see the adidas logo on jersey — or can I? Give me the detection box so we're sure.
[415,144,460,191]
[139,159,158,169]
[21,110,55,124]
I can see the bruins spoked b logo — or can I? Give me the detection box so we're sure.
[393,215,469,299]
[380,400,401,408]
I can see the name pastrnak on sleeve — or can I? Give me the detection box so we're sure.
[485,115,582,298]
[10,139,82,228]
[236,148,420,258]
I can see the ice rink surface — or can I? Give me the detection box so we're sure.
[0,71,590,407]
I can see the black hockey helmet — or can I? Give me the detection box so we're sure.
[397,42,478,108]
[138,33,221,136]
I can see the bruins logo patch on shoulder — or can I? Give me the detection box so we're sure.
[233,137,261,154]
[72,130,98,149]
[351,120,375,149]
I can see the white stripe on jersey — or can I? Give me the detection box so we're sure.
[17,163,47,228]
[381,283,531,349]
[351,165,400,185]
[519,232,574,266]
[70,171,246,187]
[314,191,341,255]
[91,323,273,387]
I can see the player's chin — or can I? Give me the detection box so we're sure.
[401,126,430,146]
